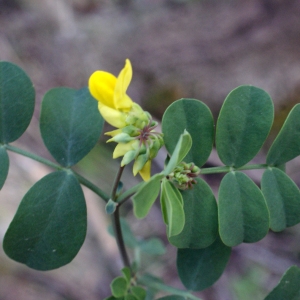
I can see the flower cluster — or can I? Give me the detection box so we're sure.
[167,162,200,190]
[88,59,164,181]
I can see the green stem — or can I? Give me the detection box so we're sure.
[73,172,109,202]
[5,144,62,170]
[200,163,268,175]
[117,181,145,204]
[138,275,201,300]
[5,144,109,202]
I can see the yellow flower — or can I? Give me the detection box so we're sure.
[88,59,133,128]
[88,59,163,181]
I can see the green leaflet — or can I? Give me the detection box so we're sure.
[169,178,218,249]
[265,266,300,300]
[216,85,273,168]
[40,87,104,167]
[133,173,164,219]
[162,98,214,168]
[163,130,192,176]
[0,61,35,143]
[3,170,87,270]
[0,146,9,189]
[218,171,269,247]
[111,276,128,298]
[261,167,300,231]
[267,104,300,165]
[160,179,185,237]
[177,236,231,291]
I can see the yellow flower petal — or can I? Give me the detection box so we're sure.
[98,103,127,128]
[89,71,116,109]
[113,140,139,158]
[139,160,151,181]
[114,59,133,111]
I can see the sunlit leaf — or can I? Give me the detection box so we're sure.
[160,180,185,237]
[163,130,192,176]
[133,173,164,219]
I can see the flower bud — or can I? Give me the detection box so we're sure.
[168,161,200,190]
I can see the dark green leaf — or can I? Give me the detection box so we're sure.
[133,173,164,219]
[111,276,128,298]
[169,178,218,249]
[162,98,214,167]
[265,266,300,300]
[163,130,192,176]
[177,236,231,291]
[0,61,35,143]
[261,167,300,231]
[160,180,185,237]
[216,85,273,167]
[3,170,87,270]
[267,104,300,165]
[0,146,9,189]
[40,87,104,167]
[218,171,269,247]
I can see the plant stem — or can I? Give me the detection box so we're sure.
[5,144,109,202]
[200,163,269,175]
[110,166,132,271]
[73,172,109,202]
[5,144,62,170]
[117,181,144,204]
[111,166,125,200]
[112,205,131,269]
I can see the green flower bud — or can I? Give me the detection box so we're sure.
[168,161,200,190]
[121,149,138,166]
[107,132,135,143]
[133,152,149,175]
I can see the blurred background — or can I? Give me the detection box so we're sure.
[1,0,300,299]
